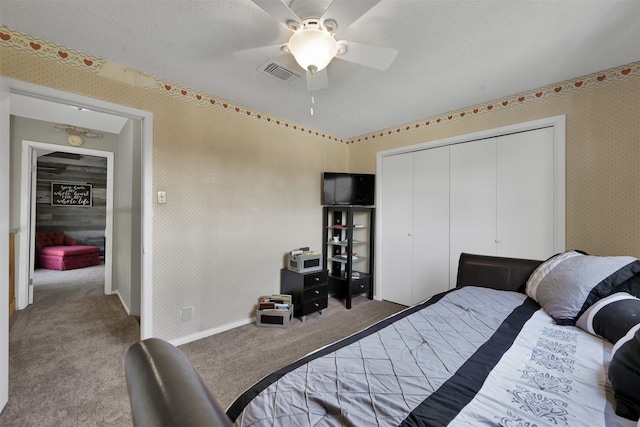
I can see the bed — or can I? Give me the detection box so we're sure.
[125,252,640,427]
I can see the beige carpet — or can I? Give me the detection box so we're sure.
[1,266,405,425]
[0,264,140,427]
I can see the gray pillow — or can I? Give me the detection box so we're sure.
[525,251,640,325]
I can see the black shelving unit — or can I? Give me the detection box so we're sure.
[322,206,375,309]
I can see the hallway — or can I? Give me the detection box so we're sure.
[1,264,139,426]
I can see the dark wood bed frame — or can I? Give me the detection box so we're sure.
[124,253,543,427]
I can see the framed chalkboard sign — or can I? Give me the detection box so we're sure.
[51,182,93,207]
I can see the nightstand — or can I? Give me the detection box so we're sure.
[280,269,328,322]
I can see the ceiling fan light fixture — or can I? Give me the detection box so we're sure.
[287,25,338,73]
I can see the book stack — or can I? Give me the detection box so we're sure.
[256,294,293,328]
[258,294,292,311]
[338,252,358,260]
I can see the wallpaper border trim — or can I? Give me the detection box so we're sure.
[1,26,637,145]
[0,27,106,73]
[350,62,639,145]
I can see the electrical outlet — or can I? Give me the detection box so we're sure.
[181,307,193,322]
[157,191,167,204]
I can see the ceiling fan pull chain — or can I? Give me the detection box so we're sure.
[309,68,314,116]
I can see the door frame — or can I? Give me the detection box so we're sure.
[0,77,155,413]
[375,115,566,302]
[19,141,115,304]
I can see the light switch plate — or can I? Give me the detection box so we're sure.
[157,191,166,204]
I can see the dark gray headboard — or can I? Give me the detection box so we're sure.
[456,253,543,293]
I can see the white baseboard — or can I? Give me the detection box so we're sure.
[113,290,131,315]
[169,317,256,347]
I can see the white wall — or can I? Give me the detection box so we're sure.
[113,118,142,316]
[113,119,133,312]
[130,119,142,316]
[0,75,10,413]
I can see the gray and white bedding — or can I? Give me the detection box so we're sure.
[227,286,635,426]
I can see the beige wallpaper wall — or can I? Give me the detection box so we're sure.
[0,31,348,341]
[1,27,638,341]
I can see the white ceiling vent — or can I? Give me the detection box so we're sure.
[258,59,301,84]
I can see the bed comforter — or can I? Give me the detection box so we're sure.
[227,286,635,426]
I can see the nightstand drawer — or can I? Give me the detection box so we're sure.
[303,270,327,288]
[349,277,371,296]
[303,284,328,301]
[302,297,328,315]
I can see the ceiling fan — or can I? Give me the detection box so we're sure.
[52,124,103,139]
[236,0,398,92]
[52,124,103,146]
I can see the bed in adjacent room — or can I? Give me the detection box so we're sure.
[125,252,640,427]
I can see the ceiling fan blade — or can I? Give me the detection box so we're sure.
[336,40,398,71]
[306,68,328,92]
[321,0,381,32]
[251,0,301,27]
[233,43,288,61]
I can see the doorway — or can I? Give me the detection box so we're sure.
[0,77,155,412]
[23,144,113,304]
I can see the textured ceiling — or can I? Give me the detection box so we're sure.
[1,0,639,139]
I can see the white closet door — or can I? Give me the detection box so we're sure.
[380,153,414,305]
[412,146,450,302]
[449,139,497,287]
[497,127,555,260]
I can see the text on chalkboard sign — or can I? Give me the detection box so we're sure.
[51,183,92,207]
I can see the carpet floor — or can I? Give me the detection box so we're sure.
[1,266,405,425]
[0,264,140,427]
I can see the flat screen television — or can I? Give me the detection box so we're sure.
[322,172,375,206]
